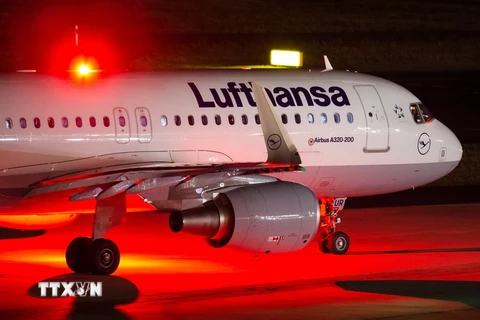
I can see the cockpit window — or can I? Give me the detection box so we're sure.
[418,103,434,123]
[409,103,434,124]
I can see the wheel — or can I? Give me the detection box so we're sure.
[319,239,331,253]
[317,230,331,253]
[327,231,350,255]
[90,239,120,275]
[66,236,93,273]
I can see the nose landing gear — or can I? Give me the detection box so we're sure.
[318,197,350,255]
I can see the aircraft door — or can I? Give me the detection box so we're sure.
[113,107,131,144]
[354,85,390,152]
[135,107,152,143]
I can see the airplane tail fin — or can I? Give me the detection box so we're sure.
[322,55,333,72]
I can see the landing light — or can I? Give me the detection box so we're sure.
[270,50,303,67]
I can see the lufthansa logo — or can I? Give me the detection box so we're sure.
[267,134,282,150]
[417,132,431,155]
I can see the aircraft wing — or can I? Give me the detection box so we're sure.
[25,162,303,199]
[24,82,304,201]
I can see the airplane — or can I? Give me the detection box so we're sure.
[0,58,463,275]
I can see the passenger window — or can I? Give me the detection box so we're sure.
[201,115,208,126]
[347,112,354,123]
[20,118,27,128]
[89,116,96,127]
[241,114,248,125]
[48,117,55,128]
[334,113,340,123]
[320,113,328,124]
[5,118,13,129]
[76,117,82,128]
[215,115,221,125]
[62,117,69,128]
[174,115,181,126]
[188,115,195,126]
[294,113,301,124]
[255,114,261,124]
[140,115,148,127]
[34,117,41,128]
[103,116,110,127]
[281,114,288,124]
[228,115,235,125]
[307,113,314,124]
[119,116,126,127]
[160,115,168,126]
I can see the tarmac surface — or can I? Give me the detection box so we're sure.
[1,203,480,319]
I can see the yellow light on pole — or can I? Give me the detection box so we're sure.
[270,50,303,67]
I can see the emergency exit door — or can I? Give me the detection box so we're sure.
[354,85,390,152]
[113,107,131,144]
[135,107,152,143]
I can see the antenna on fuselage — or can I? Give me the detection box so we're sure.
[322,55,333,72]
[75,25,79,47]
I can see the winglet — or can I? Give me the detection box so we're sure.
[252,82,302,165]
[323,55,333,72]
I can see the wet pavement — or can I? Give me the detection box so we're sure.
[1,203,479,319]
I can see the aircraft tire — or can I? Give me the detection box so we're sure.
[90,238,120,275]
[319,240,331,253]
[328,231,350,255]
[66,236,93,273]
[317,230,331,253]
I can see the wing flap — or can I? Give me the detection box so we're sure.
[25,162,303,199]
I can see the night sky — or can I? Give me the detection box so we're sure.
[0,0,153,70]
[0,0,479,71]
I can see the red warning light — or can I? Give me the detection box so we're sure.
[78,64,92,75]
[68,55,101,81]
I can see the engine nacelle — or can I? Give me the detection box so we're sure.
[169,181,320,253]
[0,214,79,230]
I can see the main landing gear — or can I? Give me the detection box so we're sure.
[65,192,126,275]
[318,197,350,255]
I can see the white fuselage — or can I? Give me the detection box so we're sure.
[0,70,462,211]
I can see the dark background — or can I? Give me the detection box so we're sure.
[0,0,478,190]
[1,0,479,72]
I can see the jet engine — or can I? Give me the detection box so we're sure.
[169,181,320,253]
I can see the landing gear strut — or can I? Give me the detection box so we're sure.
[318,198,350,255]
[65,192,126,275]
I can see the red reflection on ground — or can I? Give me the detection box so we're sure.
[6,190,155,216]
[1,205,480,318]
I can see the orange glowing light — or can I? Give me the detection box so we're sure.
[68,55,101,79]
[78,64,92,75]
